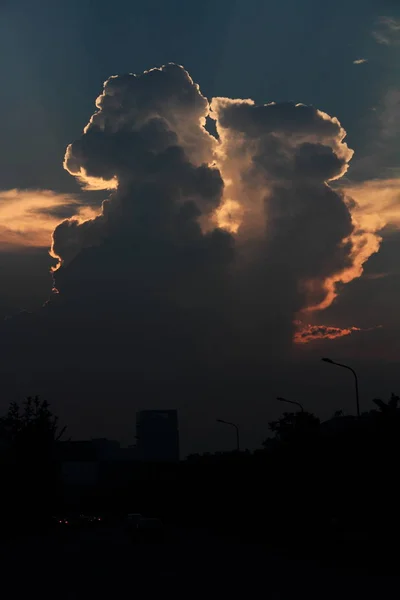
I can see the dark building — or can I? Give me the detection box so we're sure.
[136,410,180,462]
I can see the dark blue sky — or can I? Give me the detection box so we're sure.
[1,0,400,451]
[1,0,398,192]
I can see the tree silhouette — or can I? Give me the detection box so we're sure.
[265,410,320,445]
[333,410,344,418]
[372,393,400,415]
[0,397,66,530]
[0,396,66,455]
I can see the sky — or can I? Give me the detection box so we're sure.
[0,0,400,454]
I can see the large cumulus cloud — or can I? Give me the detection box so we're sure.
[1,63,389,442]
[13,65,382,358]
[53,71,363,359]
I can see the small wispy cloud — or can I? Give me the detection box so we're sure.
[362,272,392,281]
[294,323,362,344]
[294,322,382,344]
[353,58,368,65]
[373,16,400,46]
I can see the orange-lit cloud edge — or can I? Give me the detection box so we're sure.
[212,174,399,344]
[293,177,400,343]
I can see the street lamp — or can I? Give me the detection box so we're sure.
[276,397,304,412]
[216,419,240,452]
[321,357,360,417]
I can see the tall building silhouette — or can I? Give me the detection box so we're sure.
[136,410,180,462]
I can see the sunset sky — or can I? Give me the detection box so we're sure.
[0,0,399,454]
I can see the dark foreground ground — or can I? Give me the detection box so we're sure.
[1,524,399,599]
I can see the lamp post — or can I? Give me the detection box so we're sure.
[322,358,360,417]
[276,396,304,412]
[216,419,240,452]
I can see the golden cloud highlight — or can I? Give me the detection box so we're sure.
[304,229,382,312]
[213,198,244,234]
[303,178,400,314]
[0,189,100,250]
[345,178,400,230]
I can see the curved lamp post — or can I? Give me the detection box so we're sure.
[216,419,240,452]
[276,396,304,413]
[322,357,360,417]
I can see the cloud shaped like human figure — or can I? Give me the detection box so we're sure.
[45,63,387,355]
